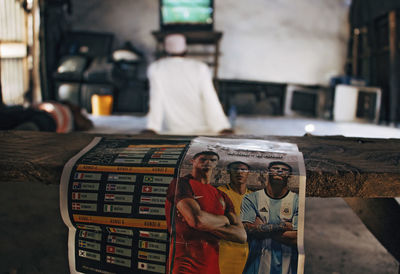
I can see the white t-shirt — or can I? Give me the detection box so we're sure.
[146,57,230,134]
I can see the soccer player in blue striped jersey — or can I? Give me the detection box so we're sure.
[241,161,298,274]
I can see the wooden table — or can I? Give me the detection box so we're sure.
[1,130,399,270]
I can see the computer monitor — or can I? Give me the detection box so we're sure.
[333,85,381,123]
[284,85,326,118]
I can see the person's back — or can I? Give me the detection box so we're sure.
[145,34,231,135]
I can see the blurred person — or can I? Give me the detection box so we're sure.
[218,161,252,274]
[165,151,246,274]
[0,100,92,132]
[241,161,298,274]
[145,34,232,135]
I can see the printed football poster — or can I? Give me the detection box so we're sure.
[60,137,305,274]
[166,137,306,274]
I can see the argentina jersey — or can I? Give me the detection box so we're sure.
[241,189,299,274]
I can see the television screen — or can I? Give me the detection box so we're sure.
[284,85,326,118]
[160,0,213,30]
[356,91,378,121]
[333,84,381,123]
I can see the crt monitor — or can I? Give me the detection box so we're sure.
[160,0,214,31]
[284,85,326,118]
[333,85,381,123]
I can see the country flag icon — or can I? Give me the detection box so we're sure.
[139,207,150,214]
[104,205,114,212]
[139,231,150,238]
[108,174,119,180]
[106,245,116,254]
[138,262,148,270]
[80,231,88,237]
[72,203,81,210]
[106,184,116,191]
[140,241,149,248]
[144,176,153,183]
[142,186,152,193]
[107,236,117,243]
[72,182,81,189]
[74,173,85,179]
[107,227,117,233]
[140,196,152,203]
[106,256,115,264]
[138,252,148,260]
[104,194,115,201]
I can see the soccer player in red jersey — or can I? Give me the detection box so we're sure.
[165,151,246,274]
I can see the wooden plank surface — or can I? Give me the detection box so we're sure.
[1,130,400,197]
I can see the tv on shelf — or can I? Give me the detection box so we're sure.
[160,0,214,31]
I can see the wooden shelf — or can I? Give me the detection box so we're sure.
[152,30,223,78]
[152,31,222,44]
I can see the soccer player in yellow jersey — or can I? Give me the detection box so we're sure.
[218,161,252,274]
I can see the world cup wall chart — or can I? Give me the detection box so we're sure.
[60,137,306,274]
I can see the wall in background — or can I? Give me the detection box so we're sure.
[68,0,350,85]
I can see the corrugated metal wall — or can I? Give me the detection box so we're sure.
[0,0,28,105]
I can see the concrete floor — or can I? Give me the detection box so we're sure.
[304,198,398,273]
[86,114,400,273]
[87,114,400,138]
